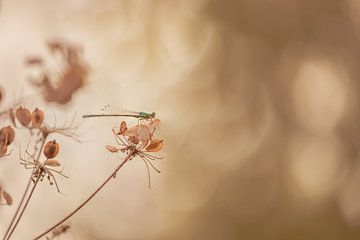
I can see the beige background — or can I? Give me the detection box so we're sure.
[1,0,360,239]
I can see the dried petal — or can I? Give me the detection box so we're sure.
[45,159,61,167]
[124,125,139,137]
[31,107,44,128]
[128,136,139,144]
[0,126,15,146]
[118,121,127,135]
[106,145,119,153]
[145,139,164,152]
[44,140,60,159]
[137,125,150,144]
[15,107,31,127]
[2,191,12,205]
[148,119,161,131]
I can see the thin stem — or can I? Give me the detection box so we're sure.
[2,138,47,240]
[6,177,40,240]
[33,150,136,240]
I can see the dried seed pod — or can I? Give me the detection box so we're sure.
[2,191,12,205]
[145,139,164,152]
[15,107,31,127]
[31,107,44,128]
[105,145,119,153]
[44,140,60,159]
[118,121,127,135]
[45,159,61,167]
[0,126,15,146]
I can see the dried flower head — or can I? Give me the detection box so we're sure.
[108,120,163,187]
[44,140,60,159]
[31,107,45,128]
[16,106,31,127]
[27,39,89,105]
[20,147,68,193]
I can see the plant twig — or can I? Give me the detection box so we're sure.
[2,138,47,240]
[33,150,135,240]
[6,177,40,240]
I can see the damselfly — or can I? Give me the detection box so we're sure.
[83,105,156,120]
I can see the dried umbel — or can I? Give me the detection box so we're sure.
[27,39,89,105]
[107,119,163,187]
[31,107,45,128]
[44,140,60,159]
[15,106,31,127]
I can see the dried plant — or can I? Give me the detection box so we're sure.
[26,39,89,105]
[33,118,163,240]
[0,38,164,240]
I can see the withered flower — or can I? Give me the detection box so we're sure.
[108,120,163,187]
[44,140,60,159]
[27,39,89,105]
[15,106,31,127]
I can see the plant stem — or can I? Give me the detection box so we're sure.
[33,150,135,240]
[6,177,40,240]
[2,138,47,240]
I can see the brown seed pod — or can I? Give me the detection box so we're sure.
[145,139,164,152]
[45,159,61,167]
[44,140,60,159]
[15,106,31,127]
[0,126,15,146]
[118,121,127,135]
[31,107,44,128]
[2,191,13,205]
[105,145,119,153]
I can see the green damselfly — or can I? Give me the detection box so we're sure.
[83,106,156,120]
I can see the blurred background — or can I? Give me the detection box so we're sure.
[1,0,360,239]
